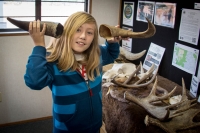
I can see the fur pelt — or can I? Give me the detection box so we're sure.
[102,75,200,133]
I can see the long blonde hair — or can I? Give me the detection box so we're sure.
[46,11,100,81]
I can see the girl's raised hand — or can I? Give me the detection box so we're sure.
[106,25,129,43]
[29,20,46,47]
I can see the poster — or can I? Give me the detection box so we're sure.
[179,9,200,45]
[194,3,200,9]
[197,61,200,80]
[190,75,199,97]
[123,1,134,26]
[172,42,199,75]
[121,26,133,52]
[143,42,165,74]
[136,1,155,22]
[198,95,200,103]
[154,2,176,28]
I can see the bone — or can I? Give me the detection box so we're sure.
[99,18,156,39]
[144,108,200,133]
[124,76,177,121]
[120,47,146,61]
[112,63,158,88]
[102,63,136,82]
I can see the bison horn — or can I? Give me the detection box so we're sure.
[99,18,156,39]
[7,17,64,38]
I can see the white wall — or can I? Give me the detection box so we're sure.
[0,0,120,124]
[92,0,120,44]
[0,36,52,124]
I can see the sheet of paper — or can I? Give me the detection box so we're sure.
[172,42,199,75]
[123,1,134,26]
[136,1,155,23]
[198,95,200,103]
[121,26,133,52]
[154,2,176,28]
[190,75,199,97]
[197,62,200,80]
[143,42,165,74]
[179,9,200,45]
[194,3,200,9]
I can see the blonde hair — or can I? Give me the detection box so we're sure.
[46,11,100,81]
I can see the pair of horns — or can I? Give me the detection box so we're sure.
[7,17,64,38]
[99,18,156,39]
[7,17,156,39]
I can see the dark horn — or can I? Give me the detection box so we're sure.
[99,18,156,39]
[7,17,64,38]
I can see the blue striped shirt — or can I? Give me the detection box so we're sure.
[24,41,119,133]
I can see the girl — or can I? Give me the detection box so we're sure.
[24,11,125,133]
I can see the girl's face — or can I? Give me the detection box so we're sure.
[71,22,96,54]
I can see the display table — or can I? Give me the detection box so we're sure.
[102,65,200,133]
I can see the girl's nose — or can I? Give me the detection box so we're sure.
[80,32,86,40]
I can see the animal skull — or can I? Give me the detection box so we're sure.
[102,63,136,82]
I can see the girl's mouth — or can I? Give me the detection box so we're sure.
[77,42,85,46]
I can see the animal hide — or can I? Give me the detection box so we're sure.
[102,75,200,133]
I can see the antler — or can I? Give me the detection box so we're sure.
[144,108,200,133]
[111,63,158,88]
[169,78,197,118]
[103,78,170,103]
[106,85,130,103]
[124,76,198,121]
[124,77,177,121]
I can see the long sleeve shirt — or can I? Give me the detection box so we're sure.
[24,41,119,133]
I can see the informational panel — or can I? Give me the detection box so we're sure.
[172,42,199,75]
[190,75,199,97]
[194,3,200,9]
[197,61,200,80]
[121,26,133,52]
[123,1,134,26]
[179,9,200,45]
[143,42,165,74]
[136,1,155,22]
[154,2,176,28]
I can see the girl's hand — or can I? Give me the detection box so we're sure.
[29,20,46,47]
[106,25,130,43]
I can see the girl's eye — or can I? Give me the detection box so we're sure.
[77,29,81,32]
[87,32,93,35]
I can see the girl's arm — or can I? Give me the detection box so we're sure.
[100,24,129,66]
[100,41,120,66]
[24,46,54,90]
[24,20,53,90]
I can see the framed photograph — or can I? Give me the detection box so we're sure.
[136,1,155,22]
[154,2,176,28]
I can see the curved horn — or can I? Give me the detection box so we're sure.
[99,18,156,39]
[7,17,64,38]
[120,47,146,60]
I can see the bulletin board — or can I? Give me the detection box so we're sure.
[119,0,200,95]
